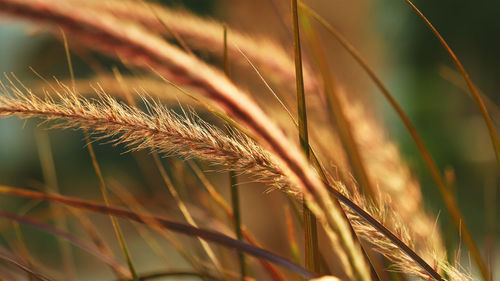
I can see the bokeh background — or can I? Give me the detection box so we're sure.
[0,0,498,279]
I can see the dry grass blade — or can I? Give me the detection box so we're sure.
[0,82,450,281]
[35,130,77,279]
[297,4,474,280]
[0,185,317,279]
[291,0,320,275]
[188,161,287,281]
[0,210,130,278]
[66,207,128,279]
[405,0,500,166]
[0,245,54,281]
[222,25,246,280]
[151,155,225,279]
[0,8,356,271]
[113,270,221,281]
[0,8,359,274]
[403,3,497,281]
[84,131,140,281]
[106,181,215,279]
[0,2,475,281]
[10,200,39,281]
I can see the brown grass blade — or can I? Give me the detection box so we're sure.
[188,160,287,281]
[0,9,355,271]
[405,0,500,165]
[0,185,317,279]
[291,0,320,275]
[83,131,140,281]
[66,207,128,279]
[0,82,451,281]
[105,180,215,278]
[113,270,221,281]
[34,130,77,279]
[0,2,465,279]
[0,210,130,278]
[0,245,54,281]
[402,2,494,280]
[151,154,225,279]
[223,25,246,280]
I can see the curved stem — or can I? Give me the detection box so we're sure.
[0,186,317,279]
[325,185,444,281]
[404,3,496,281]
[301,3,488,280]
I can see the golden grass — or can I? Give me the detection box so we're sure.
[0,0,491,280]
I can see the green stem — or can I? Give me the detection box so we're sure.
[84,132,139,281]
[230,171,246,279]
[300,13,380,281]
[224,25,246,279]
[291,0,319,274]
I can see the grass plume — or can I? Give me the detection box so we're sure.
[0,82,459,281]
[0,1,492,281]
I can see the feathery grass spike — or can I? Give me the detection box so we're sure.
[0,81,447,281]
[0,8,364,275]
[0,1,474,280]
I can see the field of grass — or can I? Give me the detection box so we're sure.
[0,0,498,280]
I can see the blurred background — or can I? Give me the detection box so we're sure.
[0,0,498,280]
